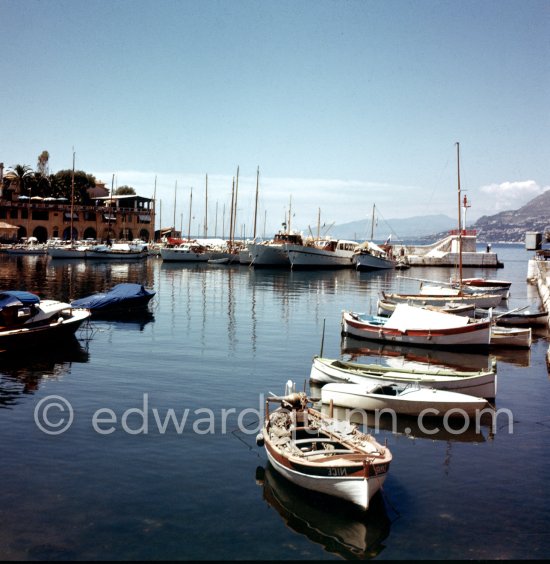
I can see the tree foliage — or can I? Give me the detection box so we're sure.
[51,169,97,204]
[114,185,136,195]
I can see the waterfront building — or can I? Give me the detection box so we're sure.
[0,167,155,243]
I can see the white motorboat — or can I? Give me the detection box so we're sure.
[286,238,359,269]
[0,290,91,351]
[321,382,489,417]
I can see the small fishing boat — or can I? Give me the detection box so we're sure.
[310,355,497,399]
[321,382,489,417]
[456,277,512,299]
[376,298,475,317]
[493,309,548,327]
[490,326,532,349]
[0,290,91,351]
[256,382,392,511]
[70,283,155,317]
[382,290,502,309]
[342,304,492,348]
[207,257,230,265]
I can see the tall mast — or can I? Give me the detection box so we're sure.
[152,175,157,241]
[233,166,239,244]
[370,203,375,240]
[456,142,463,286]
[288,195,292,233]
[228,177,235,250]
[204,174,208,238]
[70,150,75,242]
[317,208,321,240]
[187,186,193,240]
[253,166,259,239]
[173,180,177,237]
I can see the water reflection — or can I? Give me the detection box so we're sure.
[256,463,391,560]
[340,335,495,371]
[0,337,90,408]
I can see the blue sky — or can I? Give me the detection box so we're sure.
[1,0,548,237]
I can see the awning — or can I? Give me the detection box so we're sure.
[64,212,78,219]
[138,215,151,222]
[103,214,117,221]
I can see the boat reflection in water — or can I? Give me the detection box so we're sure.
[310,384,492,443]
[340,335,496,372]
[256,463,391,560]
[341,332,531,369]
[0,336,90,408]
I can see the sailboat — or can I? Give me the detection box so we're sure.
[354,204,400,271]
[384,143,504,308]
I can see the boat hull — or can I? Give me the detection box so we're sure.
[341,311,492,348]
[490,326,532,349]
[286,246,356,269]
[355,253,396,271]
[248,243,289,267]
[321,383,489,417]
[0,309,90,351]
[160,248,212,262]
[382,291,502,309]
[310,356,497,399]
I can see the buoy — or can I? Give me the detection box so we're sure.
[256,433,264,447]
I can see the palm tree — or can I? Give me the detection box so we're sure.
[5,164,34,196]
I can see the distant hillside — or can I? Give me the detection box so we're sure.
[472,190,550,242]
[302,190,550,243]
[326,214,456,241]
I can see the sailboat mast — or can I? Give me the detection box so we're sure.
[233,166,239,244]
[204,174,208,238]
[371,204,375,240]
[317,208,321,240]
[173,181,177,237]
[253,166,259,239]
[187,186,193,240]
[456,142,463,284]
[228,177,235,250]
[70,150,75,242]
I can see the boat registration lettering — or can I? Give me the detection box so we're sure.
[374,464,387,474]
[328,467,347,476]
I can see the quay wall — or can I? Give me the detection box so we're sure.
[527,258,550,364]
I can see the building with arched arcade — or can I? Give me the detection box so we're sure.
[0,191,156,243]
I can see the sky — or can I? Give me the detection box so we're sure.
[1,0,549,238]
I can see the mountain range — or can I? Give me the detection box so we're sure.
[325,190,550,243]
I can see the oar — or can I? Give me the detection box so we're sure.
[493,305,529,319]
[319,318,326,357]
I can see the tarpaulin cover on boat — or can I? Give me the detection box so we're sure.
[70,283,154,311]
[0,291,40,310]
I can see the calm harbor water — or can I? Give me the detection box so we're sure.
[1,244,549,560]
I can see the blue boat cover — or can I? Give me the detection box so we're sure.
[70,283,155,311]
[0,290,40,311]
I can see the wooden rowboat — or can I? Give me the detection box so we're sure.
[341,304,492,348]
[310,355,497,399]
[256,383,392,511]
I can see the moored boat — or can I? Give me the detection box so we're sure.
[70,283,155,317]
[86,242,148,260]
[342,303,492,348]
[321,382,489,417]
[0,290,91,351]
[382,289,502,309]
[490,326,532,349]
[310,355,497,399]
[376,298,475,317]
[286,238,359,269]
[256,383,392,511]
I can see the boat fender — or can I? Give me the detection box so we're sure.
[256,433,264,447]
